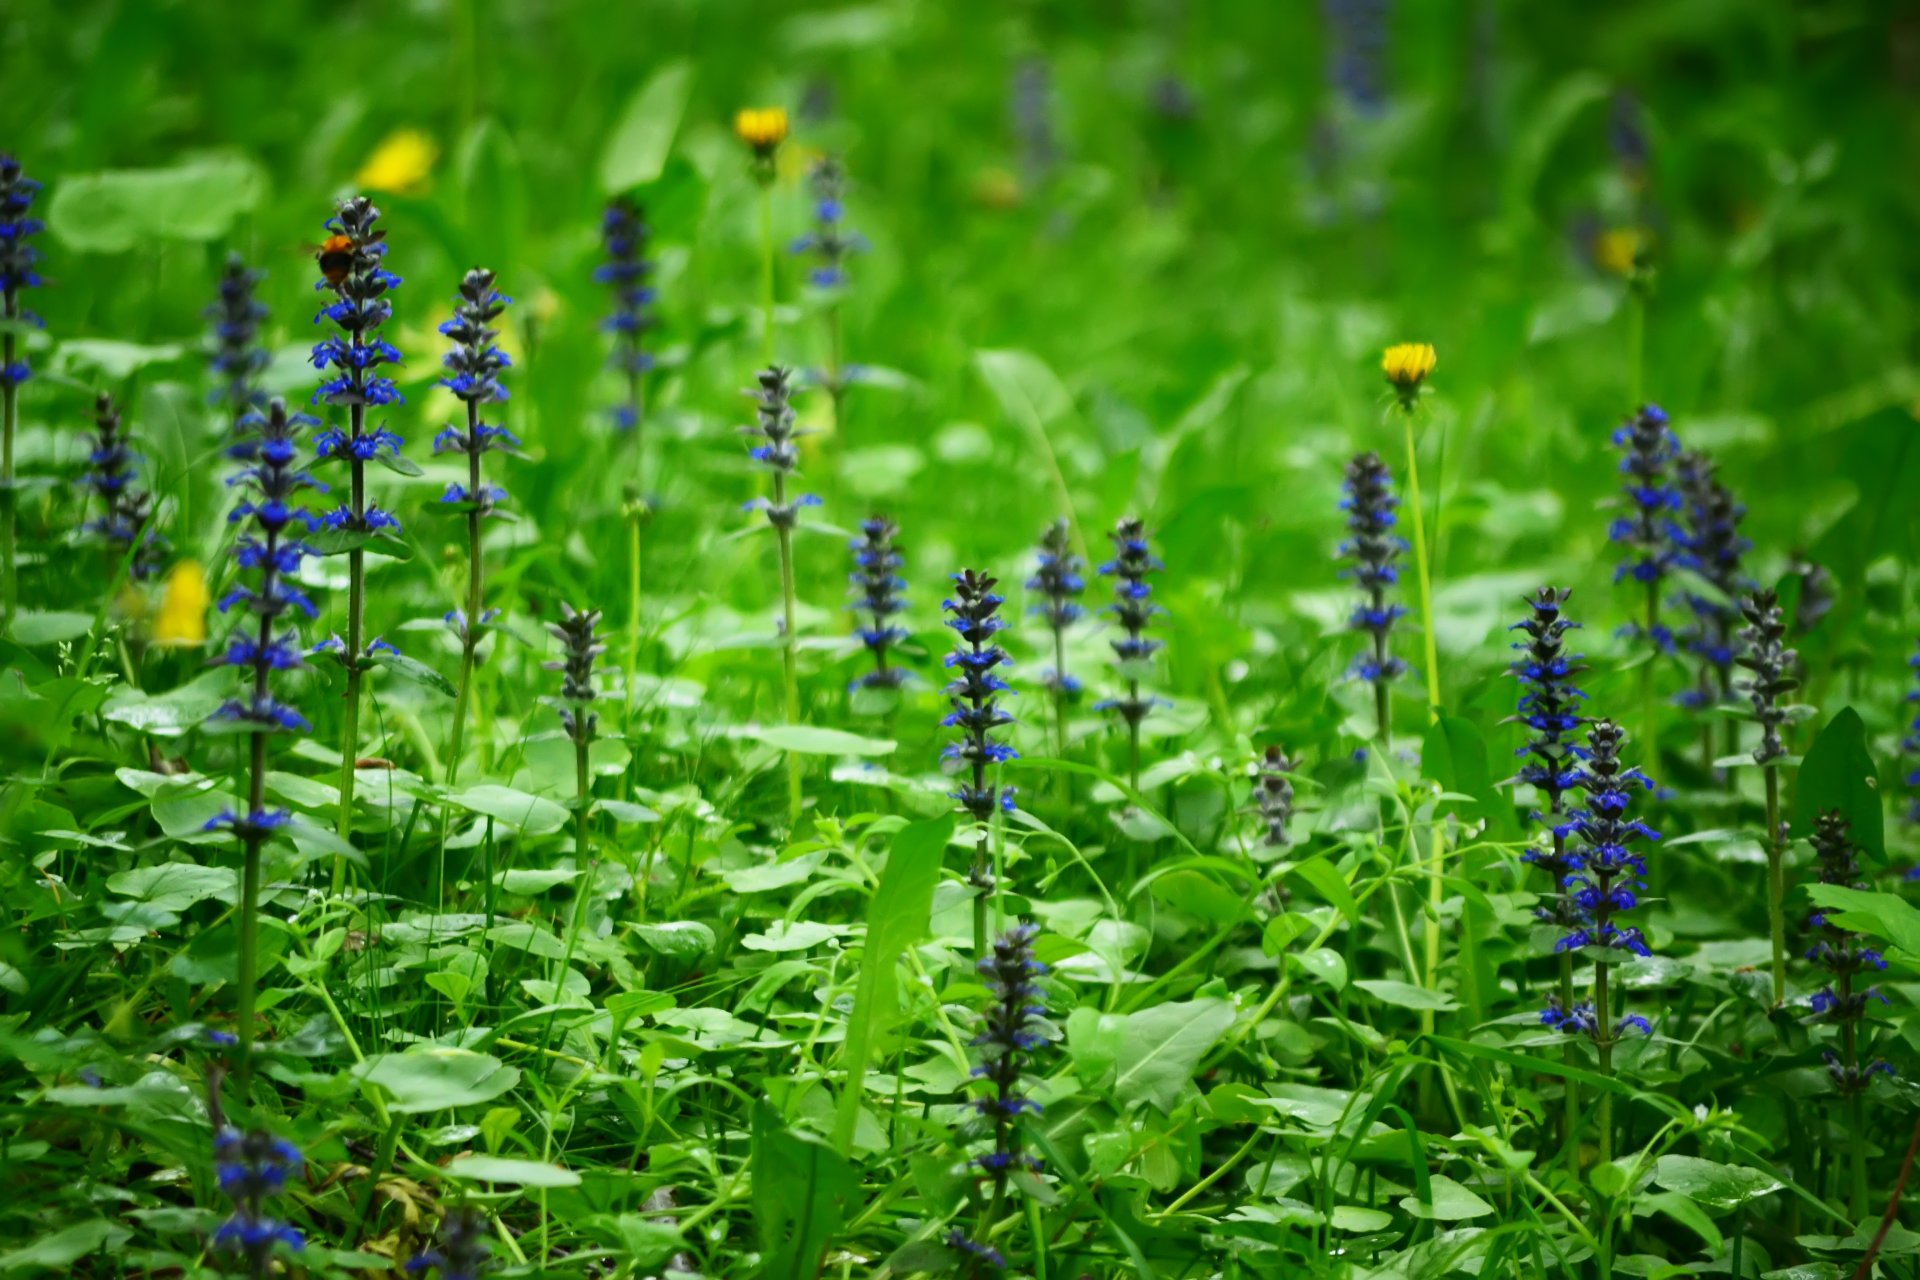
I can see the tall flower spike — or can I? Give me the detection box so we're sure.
[950,923,1049,1269]
[597,196,655,432]
[1027,518,1085,699]
[1608,403,1681,651]
[741,367,819,529]
[944,569,1016,834]
[1340,452,1407,712]
[1095,517,1164,724]
[1671,449,1751,711]
[792,155,865,290]
[544,603,605,748]
[1735,589,1796,766]
[0,153,45,390]
[312,195,404,533]
[407,1205,492,1280]
[1506,588,1588,933]
[207,254,269,454]
[213,1127,304,1271]
[80,392,167,581]
[1903,640,1920,832]
[434,267,514,519]
[1804,811,1893,1095]
[1543,719,1659,1041]
[848,515,908,690]
[1252,746,1298,848]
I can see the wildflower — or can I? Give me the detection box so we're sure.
[946,1229,1007,1272]
[1026,517,1085,699]
[960,923,1049,1264]
[848,515,908,690]
[741,367,819,529]
[312,195,405,534]
[435,267,513,522]
[544,603,605,747]
[354,128,437,194]
[1608,405,1681,648]
[597,196,655,431]
[1591,226,1647,278]
[407,1205,491,1279]
[206,254,269,449]
[80,392,167,580]
[151,559,210,648]
[1340,452,1407,700]
[0,153,45,389]
[1325,0,1391,114]
[1380,342,1435,408]
[209,399,323,742]
[212,1127,304,1272]
[943,569,1016,844]
[1094,516,1164,731]
[792,155,865,289]
[1554,720,1658,958]
[1904,641,1920,830]
[734,106,788,178]
[1011,57,1059,187]
[1804,811,1890,1035]
[1787,551,1834,634]
[1671,450,1750,711]
[1506,588,1588,932]
[1252,746,1298,848]
[1735,590,1796,766]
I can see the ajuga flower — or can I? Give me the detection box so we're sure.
[848,515,908,690]
[1735,589,1796,766]
[1803,811,1894,1096]
[80,392,167,580]
[1094,518,1165,765]
[734,106,788,178]
[1608,404,1681,647]
[1026,518,1086,699]
[1252,746,1298,848]
[1506,588,1589,931]
[944,569,1016,838]
[1788,552,1834,634]
[741,367,820,530]
[597,196,655,432]
[312,195,404,534]
[1671,450,1750,711]
[207,254,269,449]
[1,153,45,391]
[407,1205,491,1279]
[434,267,514,516]
[1380,342,1435,408]
[792,155,865,289]
[213,1127,304,1274]
[1904,641,1920,831]
[544,603,604,748]
[1339,452,1407,726]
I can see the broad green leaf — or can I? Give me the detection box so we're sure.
[0,1219,131,1272]
[833,815,952,1153]
[1285,858,1359,925]
[445,785,570,834]
[10,612,93,646]
[47,152,267,251]
[105,863,237,913]
[1110,998,1236,1113]
[1423,714,1518,840]
[356,1048,521,1113]
[1352,979,1458,1012]
[1652,1154,1784,1210]
[443,1155,580,1188]
[1399,1174,1495,1221]
[599,61,694,193]
[1793,707,1883,863]
[100,670,232,736]
[371,650,457,698]
[744,725,896,756]
[1804,885,1920,958]
[751,1102,859,1280]
[631,920,716,959]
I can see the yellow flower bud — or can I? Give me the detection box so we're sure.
[733,106,789,157]
[151,560,209,648]
[355,128,438,195]
[1381,342,1437,404]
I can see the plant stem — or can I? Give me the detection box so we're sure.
[335,400,368,868]
[759,182,777,368]
[1399,406,1441,721]
[623,364,646,729]
[772,472,802,829]
[237,734,265,1094]
[1764,765,1785,1008]
[1,322,15,632]
[446,400,484,789]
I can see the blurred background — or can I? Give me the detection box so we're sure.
[3,0,1918,754]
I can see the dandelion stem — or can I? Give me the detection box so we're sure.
[1399,407,1441,722]
[759,183,777,368]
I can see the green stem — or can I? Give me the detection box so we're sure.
[773,473,802,829]
[1593,958,1616,1280]
[1,324,15,633]
[540,732,596,1058]
[1765,765,1785,1008]
[1627,284,1646,409]
[334,401,369,875]
[759,182,777,368]
[236,732,266,1094]
[1399,406,1442,721]
[446,402,485,789]
[1559,951,1578,1165]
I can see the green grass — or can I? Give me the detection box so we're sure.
[1,2,1919,1277]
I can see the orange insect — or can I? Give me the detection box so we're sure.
[315,233,354,285]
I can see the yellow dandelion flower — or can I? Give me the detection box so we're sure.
[1381,342,1437,405]
[355,128,438,195]
[151,560,210,648]
[733,106,789,158]
[1592,226,1645,278]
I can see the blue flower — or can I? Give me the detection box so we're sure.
[944,570,1016,839]
[792,156,864,293]
[207,255,269,448]
[966,925,1049,1185]
[1670,450,1752,713]
[1098,517,1164,727]
[312,196,406,533]
[744,368,819,530]
[1609,404,1683,605]
[79,393,167,580]
[600,197,656,428]
[0,155,45,388]
[1026,518,1086,700]
[848,516,909,690]
[407,1205,492,1280]
[213,1127,304,1269]
[1341,452,1407,687]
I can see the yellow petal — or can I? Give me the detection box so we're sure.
[151,560,210,648]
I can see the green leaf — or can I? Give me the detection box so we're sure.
[445,785,570,834]
[1399,1174,1495,1221]
[630,920,716,959]
[1352,979,1458,1012]
[355,1048,521,1113]
[744,725,896,756]
[1284,859,1359,926]
[1793,707,1883,863]
[54,339,189,380]
[0,1219,131,1273]
[1422,715,1518,840]
[1652,1154,1785,1210]
[100,669,232,736]
[598,61,694,193]
[1110,998,1236,1113]
[975,348,1073,430]
[371,650,457,698]
[47,152,267,252]
[105,863,237,913]
[1804,884,1920,958]
[751,1102,859,1280]
[1294,947,1348,992]
[10,612,94,646]
[833,815,952,1153]
[443,1154,581,1188]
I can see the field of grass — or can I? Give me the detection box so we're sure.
[2,2,1919,1277]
